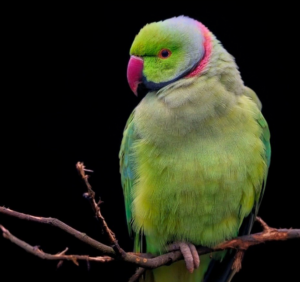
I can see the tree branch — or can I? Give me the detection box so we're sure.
[0,206,115,256]
[0,225,113,265]
[0,161,299,280]
[1,205,299,270]
[128,267,146,282]
[76,162,126,257]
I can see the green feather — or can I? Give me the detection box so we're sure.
[120,16,271,282]
[256,111,271,211]
[119,111,137,236]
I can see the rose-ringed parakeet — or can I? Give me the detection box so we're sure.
[119,16,271,282]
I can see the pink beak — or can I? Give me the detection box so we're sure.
[127,55,144,96]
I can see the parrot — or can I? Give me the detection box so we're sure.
[119,16,271,282]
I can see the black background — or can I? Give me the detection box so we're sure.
[1,3,299,282]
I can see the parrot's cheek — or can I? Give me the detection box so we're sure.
[127,55,144,96]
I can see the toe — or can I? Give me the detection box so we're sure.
[188,243,200,269]
[178,242,195,273]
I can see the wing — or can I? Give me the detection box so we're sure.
[119,110,137,236]
[244,86,262,110]
[237,110,271,236]
[204,90,271,282]
[256,112,271,210]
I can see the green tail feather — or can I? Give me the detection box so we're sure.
[140,255,211,282]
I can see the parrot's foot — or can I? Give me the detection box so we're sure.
[167,242,200,273]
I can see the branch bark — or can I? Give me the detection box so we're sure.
[1,161,299,282]
[76,162,126,257]
[0,225,113,265]
[1,206,299,270]
[0,206,115,256]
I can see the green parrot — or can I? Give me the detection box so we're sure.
[119,16,271,282]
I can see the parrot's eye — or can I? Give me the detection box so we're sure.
[158,49,172,59]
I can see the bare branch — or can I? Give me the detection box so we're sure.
[0,206,115,256]
[232,250,244,272]
[213,222,300,251]
[1,206,299,270]
[128,267,146,282]
[0,225,113,264]
[1,203,299,278]
[256,216,276,232]
[76,162,126,257]
[1,160,298,282]
[125,223,300,269]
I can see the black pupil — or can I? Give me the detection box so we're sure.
[161,50,169,57]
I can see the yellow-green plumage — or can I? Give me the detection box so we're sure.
[133,94,266,250]
[120,16,270,282]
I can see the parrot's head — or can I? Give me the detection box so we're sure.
[127,16,212,96]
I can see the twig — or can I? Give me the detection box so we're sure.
[0,225,113,264]
[1,161,298,281]
[0,206,114,256]
[231,250,244,272]
[128,267,146,282]
[1,206,299,269]
[76,162,126,257]
[213,218,300,251]
[1,206,299,272]
[256,216,275,232]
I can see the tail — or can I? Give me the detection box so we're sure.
[203,212,257,282]
[139,212,256,282]
[140,254,211,282]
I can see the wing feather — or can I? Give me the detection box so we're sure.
[205,89,271,282]
[119,111,137,236]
